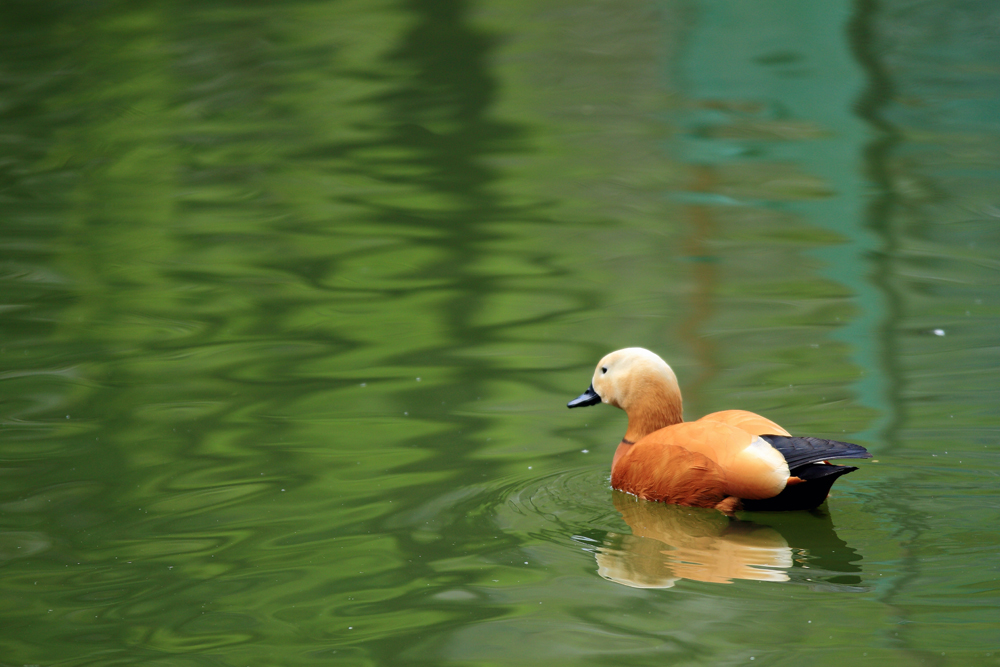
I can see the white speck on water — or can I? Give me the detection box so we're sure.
[416,377,421,382]
[360,382,366,387]
[404,412,408,416]
[527,466,532,469]
[933,329,945,336]
[581,449,589,454]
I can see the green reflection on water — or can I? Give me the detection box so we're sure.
[1,0,999,666]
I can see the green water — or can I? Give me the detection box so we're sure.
[2,0,998,665]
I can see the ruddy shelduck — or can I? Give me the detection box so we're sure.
[568,348,871,513]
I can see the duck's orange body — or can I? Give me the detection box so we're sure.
[568,348,870,513]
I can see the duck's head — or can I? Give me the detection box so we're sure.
[567,347,681,415]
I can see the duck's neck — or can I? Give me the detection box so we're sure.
[613,390,682,472]
[623,387,683,442]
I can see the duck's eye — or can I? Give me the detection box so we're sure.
[601,366,608,374]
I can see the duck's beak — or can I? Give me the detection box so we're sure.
[567,384,602,408]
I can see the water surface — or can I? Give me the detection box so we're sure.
[1,0,999,665]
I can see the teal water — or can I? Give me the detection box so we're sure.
[2,1,999,665]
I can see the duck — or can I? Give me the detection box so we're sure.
[567,348,871,513]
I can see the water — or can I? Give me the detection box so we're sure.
[1,0,998,665]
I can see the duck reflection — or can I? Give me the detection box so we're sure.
[595,491,862,588]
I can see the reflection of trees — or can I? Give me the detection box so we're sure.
[849,0,1000,660]
[1,0,558,660]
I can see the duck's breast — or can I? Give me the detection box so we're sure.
[612,437,729,507]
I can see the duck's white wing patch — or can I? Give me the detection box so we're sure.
[746,436,791,477]
[722,436,791,500]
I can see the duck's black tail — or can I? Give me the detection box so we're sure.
[741,436,871,512]
[761,435,872,469]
